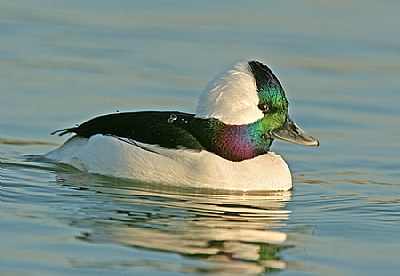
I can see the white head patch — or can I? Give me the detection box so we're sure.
[195,61,263,125]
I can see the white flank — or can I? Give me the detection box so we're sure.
[195,61,263,125]
[46,135,292,191]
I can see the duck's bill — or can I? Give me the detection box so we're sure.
[271,116,319,146]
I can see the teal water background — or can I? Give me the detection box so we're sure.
[1,1,399,275]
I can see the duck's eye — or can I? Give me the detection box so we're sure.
[257,103,269,112]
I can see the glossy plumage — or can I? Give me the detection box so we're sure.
[46,60,319,191]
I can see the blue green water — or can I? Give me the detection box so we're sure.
[1,1,399,275]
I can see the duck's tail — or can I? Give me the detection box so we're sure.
[50,127,78,136]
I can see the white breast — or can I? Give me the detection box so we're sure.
[45,135,292,191]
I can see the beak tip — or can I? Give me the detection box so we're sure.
[308,137,319,147]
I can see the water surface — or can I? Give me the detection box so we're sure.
[1,0,399,275]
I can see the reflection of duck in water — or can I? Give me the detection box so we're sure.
[114,192,292,274]
[46,60,318,191]
[61,174,292,274]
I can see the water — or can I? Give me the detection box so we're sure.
[1,0,399,275]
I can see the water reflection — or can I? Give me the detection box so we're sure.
[57,172,292,274]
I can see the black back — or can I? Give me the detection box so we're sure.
[53,111,205,151]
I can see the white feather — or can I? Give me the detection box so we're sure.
[46,61,296,191]
[195,61,263,125]
[46,135,292,191]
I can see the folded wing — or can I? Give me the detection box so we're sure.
[52,111,205,151]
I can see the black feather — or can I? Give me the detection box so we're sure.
[50,128,77,136]
[52,111,206,151]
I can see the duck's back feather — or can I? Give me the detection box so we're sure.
[52,111,205,151]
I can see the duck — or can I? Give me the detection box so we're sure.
[45,60,319,191]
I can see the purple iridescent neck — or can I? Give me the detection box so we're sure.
[210,123,273,162]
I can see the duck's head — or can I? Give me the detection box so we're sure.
[195,60,318,161]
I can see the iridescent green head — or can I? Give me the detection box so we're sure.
[195,60,319,161]
[248,60,288,134]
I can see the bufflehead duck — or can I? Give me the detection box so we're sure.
[46,60,318,191]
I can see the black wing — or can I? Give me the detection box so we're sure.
[52,111,205,151]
